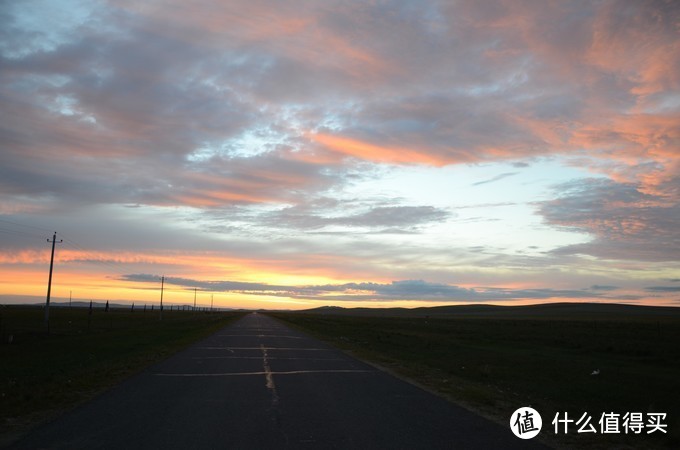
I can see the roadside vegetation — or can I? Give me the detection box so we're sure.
[272,305,680,449]
[0,305,244,446]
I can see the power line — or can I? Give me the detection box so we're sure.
[0,227,46,240]
[0,221,140,306]
[0,219,209,307]
[0,218,53,233]
[0,218,52,241]
[58,233,134,278]
[1,220,137,279]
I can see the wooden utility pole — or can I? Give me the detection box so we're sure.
[45,232,62,333]
[159,276,165,320]
[193,288,197,311]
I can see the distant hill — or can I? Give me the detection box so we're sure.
[299,302,680,319]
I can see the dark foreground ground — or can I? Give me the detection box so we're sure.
[273,304,680,449]
[0,306,241,446]
[10,313,541,449]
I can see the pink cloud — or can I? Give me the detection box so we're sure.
[309,132,451,166]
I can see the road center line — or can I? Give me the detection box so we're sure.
[217,335,303,339]
[191,356,345,361]
[261,344,280,406]
[155,370,375,377]
[198,347,326,351]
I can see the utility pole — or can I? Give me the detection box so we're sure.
[45,232,62,333]
[194,288,197,311]
[211,293,214,312]
[69,290,72,308]
[159,275,165,321]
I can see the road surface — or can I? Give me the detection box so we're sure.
[12,313,544,449]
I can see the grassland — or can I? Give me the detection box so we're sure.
[272,304,680,449]
[0,305,244,447]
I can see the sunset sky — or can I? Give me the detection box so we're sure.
[1,0,678,309]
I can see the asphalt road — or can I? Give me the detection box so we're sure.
[12,313,544,449]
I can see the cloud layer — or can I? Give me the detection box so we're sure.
[121,274,618,303]
[1,0,678,307]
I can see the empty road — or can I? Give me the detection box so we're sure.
[12,313,543,449]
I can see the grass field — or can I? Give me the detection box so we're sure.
[0,305,244,446]
[272,305,680,449]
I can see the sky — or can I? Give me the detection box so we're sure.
[0,0,679,310]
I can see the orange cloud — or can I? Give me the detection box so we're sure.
[587,1,680,97]
[567,112,680,196]
[309,132,450,166]
[0,249,179,266]
[173,161,329,206]
[173,190,271,208]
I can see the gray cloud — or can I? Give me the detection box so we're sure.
[340,206,449,227]
[265,204,450,231]
[121,274,291,293]
[540,178,680,262]
[645,286,680,293]
[472,172,519,186]
[121,274,606,302]
[590,285,619,291]
[0,3,354,211]
[2,0,677,212]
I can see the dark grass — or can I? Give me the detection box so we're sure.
[271,305,680,449]
[0,305,245,447]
